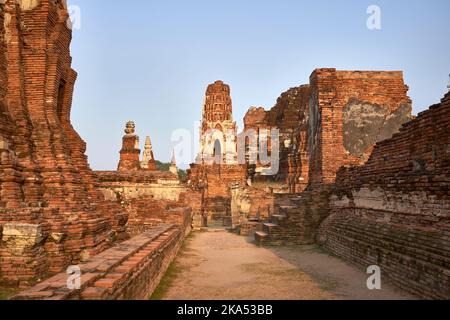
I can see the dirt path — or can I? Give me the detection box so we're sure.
[158,230,414,300]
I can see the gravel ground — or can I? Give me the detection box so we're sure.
[160,230,414,300]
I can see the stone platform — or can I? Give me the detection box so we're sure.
[13,224,183,300]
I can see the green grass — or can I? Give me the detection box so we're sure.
[149,233,195,300]
[150,261,183,300]
[0,288,19,300]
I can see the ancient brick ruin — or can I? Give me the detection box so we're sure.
[308,69,412,186]
[188,81,247,226]
[0,0,128,286]
[0,0,188,298]
[319,92,450,299]
[231,69,448,299]
[0,0,448,301]
[243,85,311,193]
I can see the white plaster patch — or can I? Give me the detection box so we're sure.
[352,187,387,210]
[330,194,351,208]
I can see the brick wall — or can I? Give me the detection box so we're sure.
[96,171,193,236]
[309,68,412,186]
[0,4,5,105]
[243,85,310,192]
[188,163,247,225]
[319,93,450,299]
[269,85,311,192]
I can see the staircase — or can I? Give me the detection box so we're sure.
[254,205,295,246]
[254,192,330,246]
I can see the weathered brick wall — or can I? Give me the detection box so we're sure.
[309,69,412,186]
[0,0,127,286]
[318,94,450,299]
[0,4,5,104]
[179,190,204,229]
[231,184,276,221]
[188,163,247,225]
[242,107,272,179]
[95,171,193,236]
[269,85,310,192]
[243,85,310,192]
[124,198,192,237]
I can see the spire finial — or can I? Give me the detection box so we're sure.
[171,149,176,165]
[169,149,178,175]
[145,136,153,150]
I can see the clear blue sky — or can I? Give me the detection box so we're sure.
[68,0,450,170]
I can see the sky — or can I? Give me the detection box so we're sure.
[67,0,450,170]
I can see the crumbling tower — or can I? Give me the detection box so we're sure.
[0,0,128,285]
[197,81,238,164]
[118,121,141,171]
[188,81,247,227]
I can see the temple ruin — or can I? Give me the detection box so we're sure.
[0,0,448,300]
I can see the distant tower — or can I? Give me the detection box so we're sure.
[118,121,141,171]
[197,80,238,164]
[169,150,178,175]
[141,136,157,171]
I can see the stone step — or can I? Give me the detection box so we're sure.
[271,214,287,221]
[263,223,279,235]
[254,231,269,246]
[263,223,278,228]
[255,231,268,238]
[207,228,227,233]
[279,206,296,210]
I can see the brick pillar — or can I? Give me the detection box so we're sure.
[118,121,141,171]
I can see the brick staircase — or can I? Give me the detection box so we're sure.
[254,192,330,246]
[13,224,183,300]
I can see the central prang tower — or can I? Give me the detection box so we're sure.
[197,80,238,164]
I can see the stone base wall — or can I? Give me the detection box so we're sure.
[124,198,192,236]
[13,224,185,300]
[96,171,187,202]
[318,208,449,299]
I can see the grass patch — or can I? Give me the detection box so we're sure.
[150,260,183,300]
[150,233,196,300]
[0,288,19,300]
